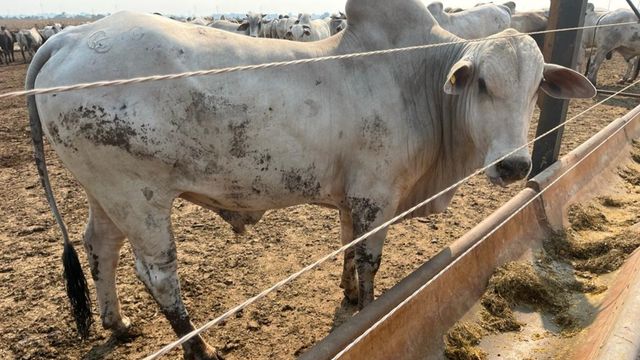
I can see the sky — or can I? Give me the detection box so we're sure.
[1,0,640,17]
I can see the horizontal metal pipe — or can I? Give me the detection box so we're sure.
[597,89,640,98]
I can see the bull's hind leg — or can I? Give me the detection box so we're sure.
[112,196,218,360]
[83,196,130,337]
[587,50,609,85]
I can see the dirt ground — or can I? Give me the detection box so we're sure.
[0,50,638,359]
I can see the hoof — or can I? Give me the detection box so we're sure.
[342,289,359,305]
[106,316,137,341]
[184,344,223,360]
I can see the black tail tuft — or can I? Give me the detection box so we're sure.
[63,241,93,338]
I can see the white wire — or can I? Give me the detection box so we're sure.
[142,78,640,360]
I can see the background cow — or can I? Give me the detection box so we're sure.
[237,12,267,37]
[0,27,14,64]
[327,12,348,35]
[584,7,640,85]
[285,13,330,41]
[16,28,43,63]
[427,1,512,39]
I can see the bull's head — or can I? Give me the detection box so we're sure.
[237,12,267,37]
[285,24,312,41]
[443,30,595,186]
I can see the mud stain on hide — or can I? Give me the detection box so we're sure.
[360,114,390,152]
[57,106,149,158]
[281,165,321,198]
[304,99,320,117]
[348,196,382,235]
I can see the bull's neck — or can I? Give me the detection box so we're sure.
[408,38,484,189]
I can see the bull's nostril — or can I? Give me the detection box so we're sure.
[496,157,531,181]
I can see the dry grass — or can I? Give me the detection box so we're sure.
[567,204,608,231]
[444,323,487,360]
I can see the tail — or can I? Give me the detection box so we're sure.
[25,43,93,338]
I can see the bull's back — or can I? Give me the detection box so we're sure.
[30,11,408,207]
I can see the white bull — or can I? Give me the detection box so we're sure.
[16,28,43,62]
[285,13,331,42]
[427,1,512,39]
[584,6,640,85]
[26,0,594,358]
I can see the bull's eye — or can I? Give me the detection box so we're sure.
[478,78,487,93]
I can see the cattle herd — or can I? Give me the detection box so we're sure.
[6,0,637,359]
[1,1,639,85]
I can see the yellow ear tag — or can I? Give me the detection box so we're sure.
[450,74,456,86]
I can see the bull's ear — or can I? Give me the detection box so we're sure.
[444,59,474,95]
[428,2,444,15]
[237,22,249,31]
[503,1,516,13]
[540,63,596,99]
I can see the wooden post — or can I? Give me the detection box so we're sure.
[529,0,587,178]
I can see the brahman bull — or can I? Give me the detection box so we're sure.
[285,13,330,42]
[26,0,594,358]
[427,1,512,39]
[16,28,43,62]
[237,12,267,38]
[0,27,14,64]
[583,6,640,85]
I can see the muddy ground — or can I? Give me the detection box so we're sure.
[0,52,638,359]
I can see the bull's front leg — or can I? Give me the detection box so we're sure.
[347,196,395,309]
[338,209,358,304]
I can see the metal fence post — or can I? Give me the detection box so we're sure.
[529,0,588,178]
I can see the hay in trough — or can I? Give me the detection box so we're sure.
[479,292,521,333]
[545,231,610,260]
[567,204,608,231]
[444,323,487,360]
[599,196,625,208]
[486,262,567,311]
[619,166,640,186]
[546,230,640,274]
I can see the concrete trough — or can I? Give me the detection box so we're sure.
[301,103,640,360]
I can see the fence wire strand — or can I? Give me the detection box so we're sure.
[0,21,638,99]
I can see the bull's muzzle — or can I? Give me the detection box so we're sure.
[488,156,532,187]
